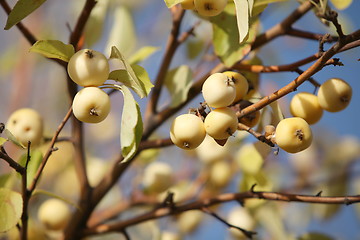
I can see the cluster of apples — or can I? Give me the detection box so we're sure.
[67,49,111,124]
[170,72,353,154]
[180,0,228,17]
[170,71,250,150]
[272,78,352,153]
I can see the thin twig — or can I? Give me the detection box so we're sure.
[28,108,73,192]
[202,207,256,239]
[20,141,31,240]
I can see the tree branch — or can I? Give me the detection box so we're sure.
[84,190,360,236]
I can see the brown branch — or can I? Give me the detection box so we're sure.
[287,28,338,42]
[0,0,37,45]
[84,190,360,236]
[68,0,97,49]
[238,29,360,119]
[0,147,25,174]
[144,6,185,125]
[252,0,316,50]
[20,142,31,240]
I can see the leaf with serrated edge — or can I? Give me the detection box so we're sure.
[5,0,46,30]
[29,40,75,62]
[109,46,149,98]
[164,0,183,8]
[129,46,159,65]
[234,0,249,43]
[165,65,193,108]
[0,188,23,232]
[120,86,143,162]
[4,129,25,149]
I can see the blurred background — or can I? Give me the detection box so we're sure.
[0,0,360,239]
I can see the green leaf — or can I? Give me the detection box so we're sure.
[298,232,334,240]
[0,188,23,233]
[163,0,183,8]
[29,40,75,62]
[18,150,43,187]
[164,65,193,108]
[254,0,288,7]
[4,129,25,149]
[4,0,46,30]
[84,0,109,47]
[211,4,259,67]
[132,65,154,97]
[0,174,12,188]
[236,143,263,174]
[129,46,160,65]
[105,6,136,57]
[330,0,352,10]
[120,86,143,162]
[109,46,151,98]
[0,137,7,146]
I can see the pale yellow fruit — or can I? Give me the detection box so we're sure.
[170,114,206,149]
[275,117,313,153]
[290,92,323,124]
[142,162,174,194]
[202,73,236,108]
[178,210,203,233]
[317,78,352,112]
[161,231,181,240]
[195,134,230,164]
[223,71,249,103]
[72,87,111,123]
[67,49,109,87]
[194,0,227,17]
[208,161,232,188]
[6,108,43,147]
[181,0,195,10]
[204,107,238,140]
[38,198,71,230]
[227,207,255,239]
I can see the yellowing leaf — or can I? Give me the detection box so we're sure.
[236,143,264,174]
[234,0,250,43]
[165,65,193,108]
[109,46,151,98]
[29,40,75,62]
[129,46,160,65]
[132,65,154,97]
[120,86,143,162]
[4,0,46,30]
[330,0,352,10]
[0,188,23,233]
[269,101,284,126]
[163,0,183,8]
